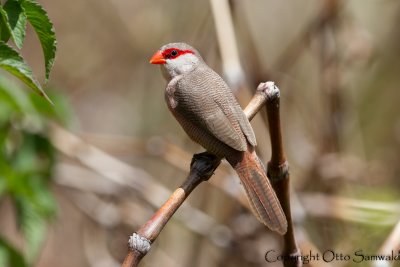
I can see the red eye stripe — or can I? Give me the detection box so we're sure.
[162,48,194,59]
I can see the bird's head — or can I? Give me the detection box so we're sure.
[150,43,203,80]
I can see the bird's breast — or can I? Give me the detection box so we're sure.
[165,75,183,109]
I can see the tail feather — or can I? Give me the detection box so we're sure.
[230,150,287,235]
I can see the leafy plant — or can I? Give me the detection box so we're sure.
[0,0,56,104]
[0,0,61,266]
[0,78,70,266]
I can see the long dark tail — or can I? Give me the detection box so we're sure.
[228,150,287,235]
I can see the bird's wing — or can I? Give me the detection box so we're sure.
[205,67,257,147]
[175,67,255,151]
[230,103,257,147]
[205,108,246,151]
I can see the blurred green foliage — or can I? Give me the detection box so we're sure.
[0,0,62,266]
[0,77,71,266]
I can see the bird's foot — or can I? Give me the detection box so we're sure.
[190,152,221,181]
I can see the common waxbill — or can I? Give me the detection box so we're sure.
[150,43,287,235]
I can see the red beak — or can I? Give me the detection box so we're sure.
[149,50,166,64]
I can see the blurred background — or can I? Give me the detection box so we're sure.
[1,0,400,266]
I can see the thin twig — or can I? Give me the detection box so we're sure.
[122,82,283,267]
[264,83,301,267]
[300,193,400,225]
[375,220,400,267]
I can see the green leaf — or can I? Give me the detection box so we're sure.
[0,41,53,104]
[15,197,48,263]
[0,76,36,113]
[3,0,27,49]
[0,5,12,42]
[0,237,28,267]
[21,208,47,263]
[0,123,7,149]
[21,0,56,81]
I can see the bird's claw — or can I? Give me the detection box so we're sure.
[190,152,221,181]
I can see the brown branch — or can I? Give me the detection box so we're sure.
[122,82,290,267]
[122,152,221,267]
[264,85,301,267]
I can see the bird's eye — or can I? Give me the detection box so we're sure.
[170,50,178,57]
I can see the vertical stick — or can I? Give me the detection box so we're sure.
[264,83,301,267]
[209,0,244,87]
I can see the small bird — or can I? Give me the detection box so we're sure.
[150,43,287,234]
